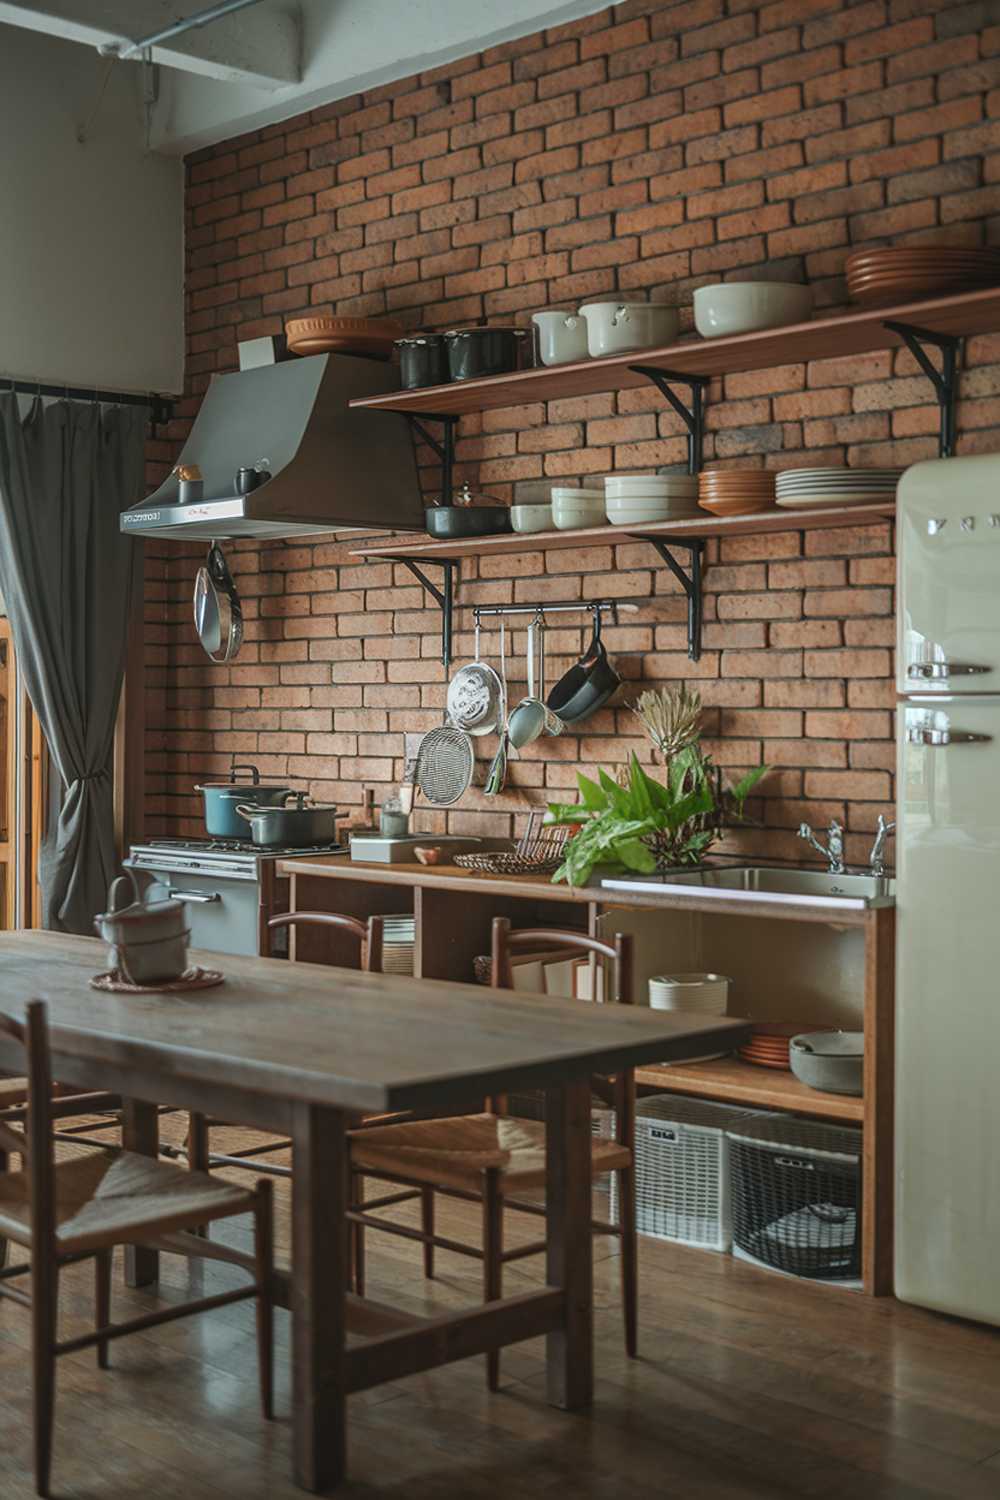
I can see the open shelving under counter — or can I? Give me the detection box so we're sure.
[634,1056,864,1124]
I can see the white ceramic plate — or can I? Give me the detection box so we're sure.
[775,493,895,507]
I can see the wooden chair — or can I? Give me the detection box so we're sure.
[187,910,386,1181]
[347,917,638,1390]
[0,1000,273,1498]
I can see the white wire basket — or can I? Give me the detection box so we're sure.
[611,1095,767,1252]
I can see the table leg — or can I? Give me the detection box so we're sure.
[292,1102,348,1492]
[544,1077,593,1410]
[122,1100,159,1287]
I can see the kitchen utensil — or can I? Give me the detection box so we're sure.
[285,315,403,358]
[236,792,346,847]
[415,723,475,806]
[531,310,589,366]
[425,482,512,538]
[396,333,449,389]
[845,246,1000,305]
[790,1031,864,1096]
[195,756,294,838]
[579,301,679,357]
[508,618,563,749]
[443,327,524,381]
[484,620,509,798]
[694,281,813,338]
[510,503,553,533]
[193,542,244,663]
[546,608,622,725]
[236,465,268,495]
[94,872,190,986]
[447,620,503,736]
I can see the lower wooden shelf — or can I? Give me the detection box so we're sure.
[635,1056,864,1124]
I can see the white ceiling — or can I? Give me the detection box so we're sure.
[0,0,610,154]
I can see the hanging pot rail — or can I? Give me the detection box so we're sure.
[470,600,638,622]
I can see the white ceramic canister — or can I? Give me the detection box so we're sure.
[532,310,590,366]
[579,301,679,358]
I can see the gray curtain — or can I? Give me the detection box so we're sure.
[0,393,145,933]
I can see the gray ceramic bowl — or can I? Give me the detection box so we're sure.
[789,1031,864,1096]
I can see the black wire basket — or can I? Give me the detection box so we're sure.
[727,1115,862,1280]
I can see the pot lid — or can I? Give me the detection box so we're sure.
[791,1030,864,1057]
[395,333,444,347]
[197,781,293,794]
[442,326,525,337]
[431,482,502,509]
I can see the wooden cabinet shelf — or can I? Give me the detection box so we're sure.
[350,499,895,564]
[347,285,999,417]
[635,1056,864,1124]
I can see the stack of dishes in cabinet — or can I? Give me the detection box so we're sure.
[698,469,776,517]
[605,472,699,525]
[739,1021,832,1071]
[774,467,903,509]
[381,915,416,975]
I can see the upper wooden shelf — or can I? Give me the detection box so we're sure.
[350,499,895,563]
[348,285,999,417]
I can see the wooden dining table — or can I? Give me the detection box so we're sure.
[0,930,751,1493]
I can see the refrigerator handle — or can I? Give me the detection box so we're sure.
[907,660,991,681]
[906,727,993,747]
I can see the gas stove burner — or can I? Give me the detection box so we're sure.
[146,837,348,859]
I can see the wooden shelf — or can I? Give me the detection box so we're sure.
[348,285,999,417]
[350,500,894,563]
[635,1056,864,1124]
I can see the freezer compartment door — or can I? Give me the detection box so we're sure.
[897,455,1000,695]
[896,699,1000,1323]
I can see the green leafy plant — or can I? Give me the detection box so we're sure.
[545,687,769,887]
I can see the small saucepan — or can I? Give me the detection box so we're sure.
[236,792,346,848]
[546,611,622,725]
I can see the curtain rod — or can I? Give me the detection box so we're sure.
[2,379,173,429]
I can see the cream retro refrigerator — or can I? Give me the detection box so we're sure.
[896,452,1000,1323]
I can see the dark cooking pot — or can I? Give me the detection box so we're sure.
[546,615,622,725]
[195,759,294,839]
[443,327,526,381]
[236,793,345,848]
[396,333,448,390]
[425,481,512,538]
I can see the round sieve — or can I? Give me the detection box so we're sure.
[415,725,474,806]
[446,620,502,735]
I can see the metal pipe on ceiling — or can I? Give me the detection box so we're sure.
[98,0,269,62]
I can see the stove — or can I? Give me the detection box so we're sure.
[126,838,348,956]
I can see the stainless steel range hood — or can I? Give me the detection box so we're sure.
[120,352,423,540]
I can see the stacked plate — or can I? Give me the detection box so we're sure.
[605,472,699,525]
[382,914,415,975]
[739,1021,831,1071]
[846,246,1000,306]
[698,469,776,517]
[774,467,902,509]
[649,972,731,1065]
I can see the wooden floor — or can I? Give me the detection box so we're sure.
[2,1125,1000,1499]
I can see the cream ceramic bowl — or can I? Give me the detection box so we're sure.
[551,490,606,529]
[532,310,589,366]
[579,301,679,357]
[510,503,553,533]
[693,281,814,339]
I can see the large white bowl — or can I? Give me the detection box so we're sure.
[694,281,813,339]
[552,495,606,530]
[579,301,679,357]
[510,504,553,533]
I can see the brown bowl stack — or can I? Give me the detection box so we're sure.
[845,246,1000,306]
[698,469,776,517]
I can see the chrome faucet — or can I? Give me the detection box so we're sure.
[798,819,846,875]
[869,815,895,877]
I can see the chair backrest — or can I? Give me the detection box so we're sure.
[489,919,635,1144]
[266,910,384,973]
[0,1002,56,1248]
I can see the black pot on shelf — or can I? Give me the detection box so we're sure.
[443,327,524,381]
[396,334,449,390]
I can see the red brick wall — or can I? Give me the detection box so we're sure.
[145,0,1000,865]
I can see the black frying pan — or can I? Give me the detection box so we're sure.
[546,611,621,724]
[193,542,243,663]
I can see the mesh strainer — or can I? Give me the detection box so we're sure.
[415,723,474,806]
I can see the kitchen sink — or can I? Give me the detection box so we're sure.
[600,865,895,909]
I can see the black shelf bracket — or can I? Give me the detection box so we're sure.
[629,365,710,474]
[640,536,705,662]
[408,413,460,504]
[396,557,458,669]
[883,321,962,458]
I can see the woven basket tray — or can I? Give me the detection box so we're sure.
[454,841,566,876]
[90,966,225,995]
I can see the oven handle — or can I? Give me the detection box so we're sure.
[167,888,222,904]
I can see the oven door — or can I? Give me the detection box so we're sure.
[129,867,262,957]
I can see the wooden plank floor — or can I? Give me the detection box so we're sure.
[2,1125,1000,1498]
